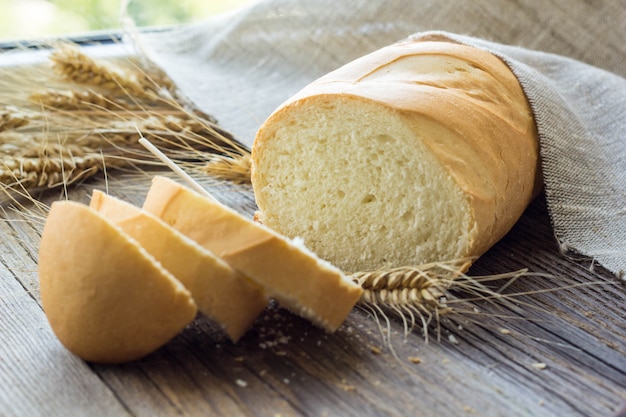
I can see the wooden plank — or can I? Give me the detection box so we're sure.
[0,220,132,417]
[0,172,624,417]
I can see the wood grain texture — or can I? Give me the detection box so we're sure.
[0,171,624,417]
[0,219,132,417]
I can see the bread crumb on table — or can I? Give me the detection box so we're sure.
[338,380,356,392]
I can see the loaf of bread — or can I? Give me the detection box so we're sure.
[89,190,268,341]
[142,175,363,332]
[38,201,197,363]
[251,39,540,273]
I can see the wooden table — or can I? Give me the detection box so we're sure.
[0,167,624,417]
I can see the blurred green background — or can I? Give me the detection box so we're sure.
[0,0,254,40]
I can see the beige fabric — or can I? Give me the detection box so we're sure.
[138,0,626,277]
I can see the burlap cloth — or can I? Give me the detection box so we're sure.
[138,0,626,277]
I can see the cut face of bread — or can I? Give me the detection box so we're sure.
[38,201,197,364]
[251,40,539,273]
[252,98,474,272]
[89,190,268,341]
[142,175,363,332]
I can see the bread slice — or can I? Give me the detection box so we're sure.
[142,175,363,332]
[251,39,540,273]
[38,201,197,363]
[89,190,267,341]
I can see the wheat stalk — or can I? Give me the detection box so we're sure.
[49,43,159,100]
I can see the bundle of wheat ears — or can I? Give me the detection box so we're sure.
[0,41,249,196]
[0,40,546,340]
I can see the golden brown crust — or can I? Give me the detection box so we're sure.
[142,175,363,332]
[252,40,539,267]
[38,201,197,363]
[89,191,267,341]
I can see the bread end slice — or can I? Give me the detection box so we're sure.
[38,201,197,363]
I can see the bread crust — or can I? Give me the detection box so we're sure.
[38,201,197,363]
[252,39,539,269]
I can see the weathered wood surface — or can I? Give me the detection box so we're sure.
[0,170,624,417]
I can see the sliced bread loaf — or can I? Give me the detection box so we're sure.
[89,190,268,341]
[142,175,363,332]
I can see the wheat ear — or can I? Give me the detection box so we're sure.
[0,107,30,132]
[202,152,253,185]
[49,44,158,99]
[349,260,472,339]
[30,90,143,111]
[0,140,128,192]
